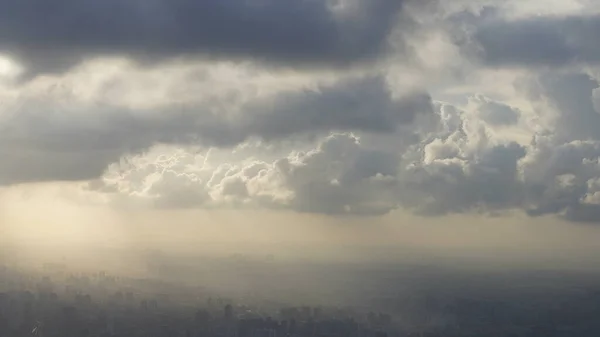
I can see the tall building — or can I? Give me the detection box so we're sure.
[224,304,234,321]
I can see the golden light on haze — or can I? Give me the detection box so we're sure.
[0,183,130,248]
[0,183,137,272]
[2,182,600,273]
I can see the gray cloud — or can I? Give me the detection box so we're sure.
[393,74,600,222]
[522,138,600,223]
[404,142,526,216]
[398,101,527,216]
[474,14,600,67]
[473,95,520,127]
[277,134,401,215]
[494,73,600,222]
[0,0,410,77]
[242,76,433,140]
[533,73,600,141]
[0,76,432,185]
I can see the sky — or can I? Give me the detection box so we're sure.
[2,0,600,265]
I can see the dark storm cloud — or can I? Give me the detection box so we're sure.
[0,0,408,76]
[474,14,600,67]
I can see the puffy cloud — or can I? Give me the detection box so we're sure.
[520,138,600,222]
[90,133,401,216]
[517,73,600,222]
[268,134,400,215]
[397,99,527,216]
[0,0,416,77]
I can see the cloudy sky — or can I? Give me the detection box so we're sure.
[2,0,600,260]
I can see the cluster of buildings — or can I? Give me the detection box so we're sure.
[0,266,394,337]
[3,263,600,337]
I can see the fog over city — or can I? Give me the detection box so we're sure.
[2,0,600,336]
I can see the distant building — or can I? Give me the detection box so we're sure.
[224,304,234,321]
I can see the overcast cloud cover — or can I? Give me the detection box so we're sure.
[2,0,600,222]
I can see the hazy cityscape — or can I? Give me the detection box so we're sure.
[2,248,600,337]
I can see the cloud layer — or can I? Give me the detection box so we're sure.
[3,0,600,223]
[0,71,432,185]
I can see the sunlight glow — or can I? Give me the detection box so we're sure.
[0,55,22,80]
